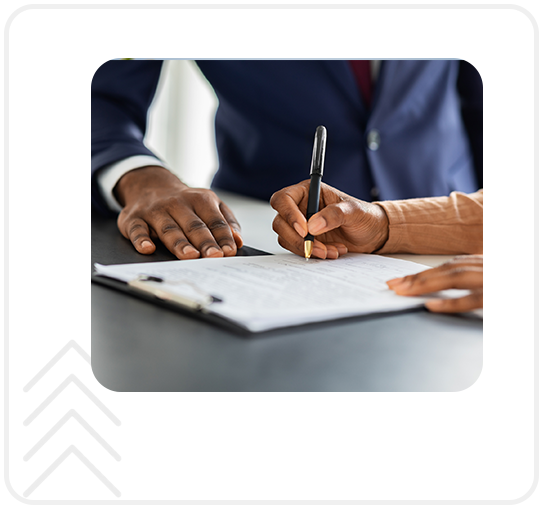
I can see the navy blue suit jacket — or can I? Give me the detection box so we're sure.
[91,60,482,215]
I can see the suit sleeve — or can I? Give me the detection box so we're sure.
[374,190,483,255]
[457,60,483,189]
[91,59,164,215]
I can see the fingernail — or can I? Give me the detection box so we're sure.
[425,299,444,310]
[293,222,306,238]
[337,245,348,255]
[205,247,223,257]
[222,245,235,255]
[183,245,199,255]
[387,277,404,287]
[309,216,326,234]
[141,240,153,250]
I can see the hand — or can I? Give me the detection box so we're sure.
[270,180,389,259]
[114,166,243,259]
[387,255,483,313]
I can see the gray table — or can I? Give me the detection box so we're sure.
[91,192,482,392]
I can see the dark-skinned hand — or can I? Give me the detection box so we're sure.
[387,255,483,313]
[114,166,243,259]
[270,180,389,259]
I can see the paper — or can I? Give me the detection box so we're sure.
[94,253,464,332]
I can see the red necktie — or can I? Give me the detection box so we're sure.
[349,60,373,106]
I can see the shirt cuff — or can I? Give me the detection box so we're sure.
[96,155,169,212]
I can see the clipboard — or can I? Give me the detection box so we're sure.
[92,248,448,335]
[91,245,272,335]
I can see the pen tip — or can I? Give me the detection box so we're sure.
[304,240,313,260]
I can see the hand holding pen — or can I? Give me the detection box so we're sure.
[270,127,390,259]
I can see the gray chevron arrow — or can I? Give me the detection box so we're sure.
[23,375,120,426]
[24,340,91,392]
[23,445,121,498]
[24,409,121,461]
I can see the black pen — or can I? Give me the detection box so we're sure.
[304,125,327,259]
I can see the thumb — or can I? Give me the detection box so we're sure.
[307,202,353,235]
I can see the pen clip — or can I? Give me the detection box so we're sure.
[309,125,327,176]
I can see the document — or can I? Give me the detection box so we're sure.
[94,253,463,333]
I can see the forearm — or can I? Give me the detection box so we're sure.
[374,189,483,254]
[91,60,164,214]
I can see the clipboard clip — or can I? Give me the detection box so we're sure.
[128,274,222,311]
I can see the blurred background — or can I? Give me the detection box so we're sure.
[144,60,219,188]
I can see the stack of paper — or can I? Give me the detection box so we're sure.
[94,253,464,333]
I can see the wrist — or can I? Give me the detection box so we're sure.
[114,166,187,207]
[371,203,390,252]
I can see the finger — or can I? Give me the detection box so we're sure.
[324,244,339,259]
[175,213,225,258]
[272,214,305,252]
[387,266,444,289]
[425,289,483,313]
[387,260,481,289]
[312,240,328,259]
[270,181,310,238]
[149,215,201,259]
[277,235,304,257]
[424,255,483,271]
[446,254,483,266]
[117,214,156,255]
[327,242,348,256]
[194,200,239,256]
[387,255,484,290]
[307,200,358,236]
[219,202,244,249]
[277,234,327,259]
[393,267,483,295]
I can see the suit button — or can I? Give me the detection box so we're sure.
[367,129,381,151]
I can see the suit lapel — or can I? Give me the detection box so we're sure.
[320,60,368,116]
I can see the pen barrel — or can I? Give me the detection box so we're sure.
[304,126,326,244]
[306,174,322,220]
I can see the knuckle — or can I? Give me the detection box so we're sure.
[198,189,218,205]
[330,204,346,222]
[197,240,218,252]
[269,191,280,208]
[215,235,235,246]
[146,205,165,219]
[132,233,149,244]
[450,267,468,277]
[229,221,241,232]
[164,196,183,210]
[186,220,207,234]
[172,237,188,249]
[272,215,282,233]
[406,273,420,284]
[270,190,289,210]
[128,222,144,237]
[207,218,229,231]
[160,222,180,236]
